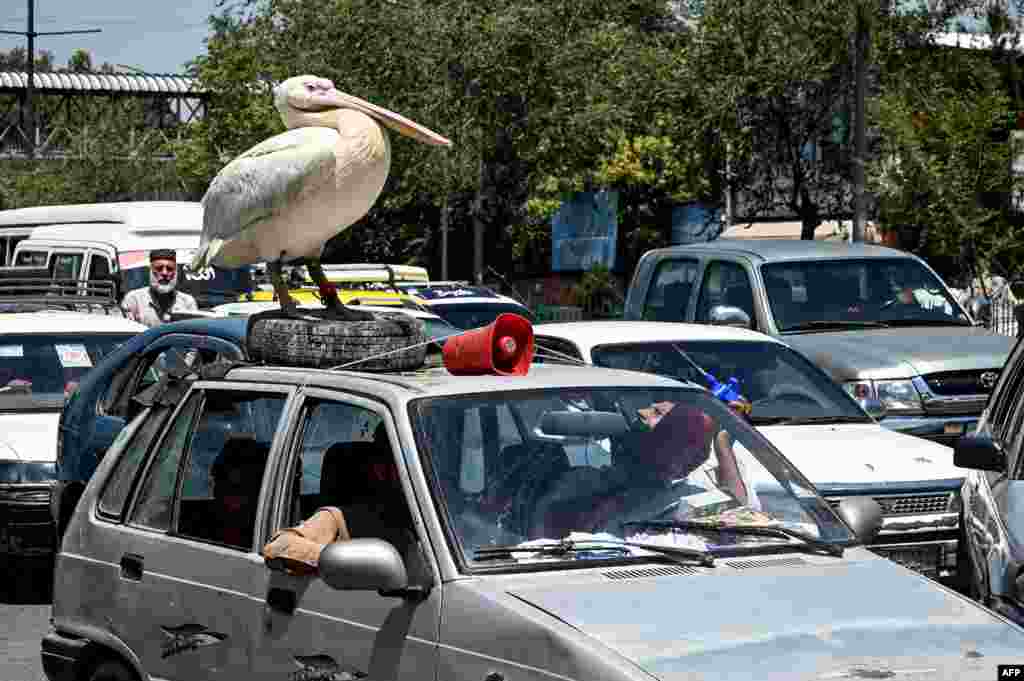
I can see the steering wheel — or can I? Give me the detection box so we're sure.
[753,383,824,409]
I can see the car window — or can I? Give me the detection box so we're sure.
[286,398,418,559]
[696,260,754,326]
[98,405,174,520]
[534,336,584,364]
[130,393,203,531]
[103,345,227,420]
[642,258,699,321]
[0,333,134,412]
[176,390,286,550]
[761,258,970,332]
[51,252,84,280]
[989,338,1024,440]
[14,250,48,267]
[88,254,111,280]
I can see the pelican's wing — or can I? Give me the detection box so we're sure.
[194,127,338,269]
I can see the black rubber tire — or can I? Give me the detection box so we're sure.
[247,310,428,372]
[87,659,138,681]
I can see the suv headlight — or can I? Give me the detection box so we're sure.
[843,379,924,411]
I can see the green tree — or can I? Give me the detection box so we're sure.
[870,1,1024,280]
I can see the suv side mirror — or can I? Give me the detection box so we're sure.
[954,434,1005,472]
[836,496,884,544]
[709,305,752,329]
[319,538,408,593]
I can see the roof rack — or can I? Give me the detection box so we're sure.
[0,270,122,315]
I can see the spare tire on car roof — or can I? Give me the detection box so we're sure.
[246,309,429,372]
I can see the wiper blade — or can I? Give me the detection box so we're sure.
[878,318,972,327]
[755,415,872,426]
[473,538,715,566]
[622,520,843,558]
[781,320,889,332]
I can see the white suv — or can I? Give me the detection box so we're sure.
[535,320,966,584]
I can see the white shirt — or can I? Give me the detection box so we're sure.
[121,287,198,328]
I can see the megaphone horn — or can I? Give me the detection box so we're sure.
[443,313,535,376]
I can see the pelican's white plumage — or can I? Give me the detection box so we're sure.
[192,75,450,285]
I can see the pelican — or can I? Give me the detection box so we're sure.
[192,74,451,319]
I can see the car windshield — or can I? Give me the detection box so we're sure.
[411,386,852,569]
[0,461,56,483]
[430,303,533,330]
[761,258,971,332]
[589,340,868,423]
[0,333,133,410]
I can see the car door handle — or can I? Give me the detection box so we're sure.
[267,587,297,615]
[120,553,144,581]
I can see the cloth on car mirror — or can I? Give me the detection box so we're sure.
[262,506,351,576]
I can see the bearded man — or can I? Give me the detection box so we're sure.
[121,249,198,327]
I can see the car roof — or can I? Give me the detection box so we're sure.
[0,311,147,334]
[535,321,782,350]
[134,316,249,344]
[649,238,911,263]
[221,362,690,400]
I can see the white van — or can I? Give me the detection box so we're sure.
[0,202,252,308]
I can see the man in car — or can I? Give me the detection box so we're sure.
[533,398,762,539]
[121,249,198,327]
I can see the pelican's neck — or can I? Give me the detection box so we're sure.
[283,108,346,130]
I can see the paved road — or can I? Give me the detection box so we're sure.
[0,564,52,681]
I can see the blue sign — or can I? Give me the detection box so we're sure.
[551,190,619,272]
[671,202,722,245]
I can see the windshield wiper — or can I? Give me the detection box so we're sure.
[752,415,872,426]
[622,519,843,558]
[781,320,889,332]
[473,538,715,566]
[877,318,972,327]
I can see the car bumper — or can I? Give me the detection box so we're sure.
[41,630,88,681]
[880,414,978,446]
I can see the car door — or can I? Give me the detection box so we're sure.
[114,381,294,681]
[252,388,440,681]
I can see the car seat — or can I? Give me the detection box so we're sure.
[206,435,270,549]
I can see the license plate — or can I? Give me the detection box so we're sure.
[944,422,965,436]
[875,546,940,574]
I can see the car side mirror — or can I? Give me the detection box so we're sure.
[86,415,126,459]
[319,538,409,594]
[859,397,887,420]
[708,305,752,329]
[836,496,883,544]
[954,434,1005,472]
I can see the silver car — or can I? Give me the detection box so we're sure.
[44,362,1024,681]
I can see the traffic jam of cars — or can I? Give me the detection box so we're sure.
[3,199,1024,679]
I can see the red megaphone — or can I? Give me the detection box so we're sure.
[443,313,535,376]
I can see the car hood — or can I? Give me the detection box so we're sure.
[782,327,1013,380]
[757,423,961,487]
[508,554,1024,680]
[0,412,59,462]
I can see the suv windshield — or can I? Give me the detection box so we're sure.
[0,333,132,410]
[762,258,971,332]
[411,386,851,569]
[589,340,868,423]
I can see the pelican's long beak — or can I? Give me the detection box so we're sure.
[325,89,452,147]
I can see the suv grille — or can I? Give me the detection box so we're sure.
[923,370,998,396]
[828,492,953,516]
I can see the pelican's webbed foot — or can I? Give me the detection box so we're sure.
[269,260,299,316]
[306,261,375,322]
